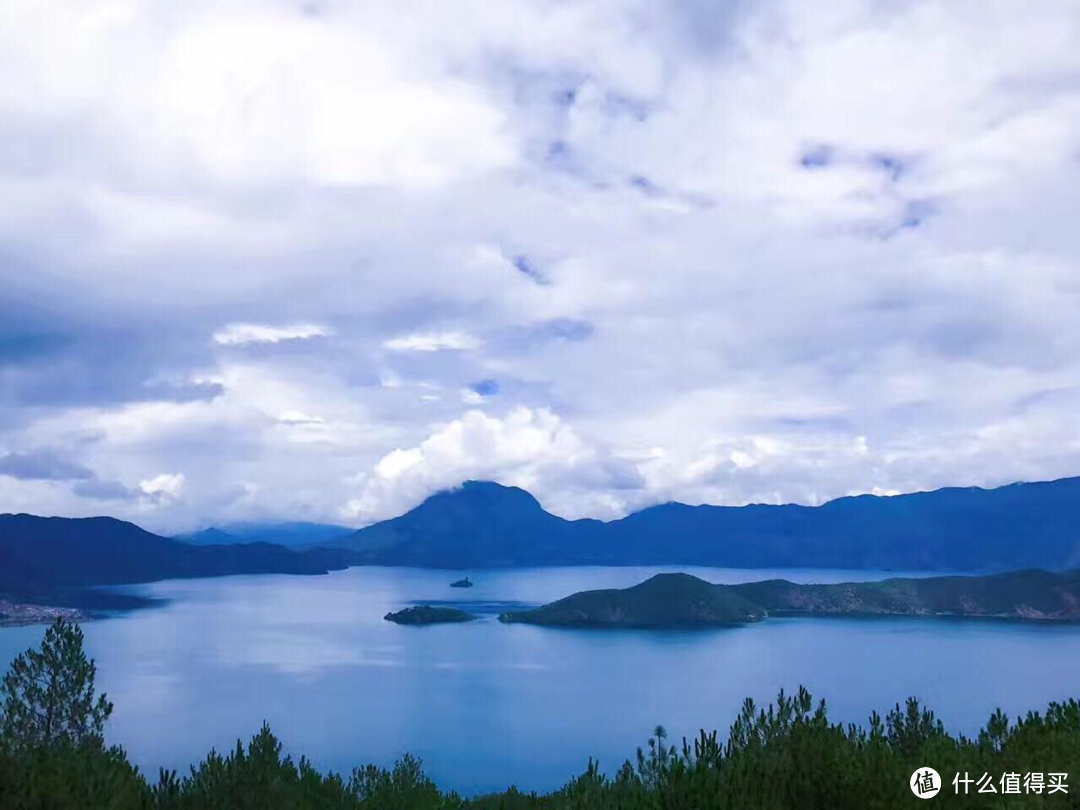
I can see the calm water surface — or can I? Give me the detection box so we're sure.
[2,565,1078,795]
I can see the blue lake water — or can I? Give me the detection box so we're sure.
[2,565,1079,795]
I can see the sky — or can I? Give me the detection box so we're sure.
[1,0,1080,533]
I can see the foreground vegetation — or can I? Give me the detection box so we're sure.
[1,620,1078,808]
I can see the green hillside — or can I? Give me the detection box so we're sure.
[501,569,1080,628]
[499,573,767,627]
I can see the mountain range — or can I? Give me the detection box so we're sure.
[175,521,353,548]
[324,477,1080,570]
[0,514,354,608]
[4,476,1080,609]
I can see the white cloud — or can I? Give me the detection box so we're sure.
[0,4,516,193]
[276,410,325,425]
[163,15,515,189]
[213,323,331,346]
[343,407,637,523]
[868,487,901,497]
[139,473,185,500]
[383,332,481,352]
[374,447,425,481]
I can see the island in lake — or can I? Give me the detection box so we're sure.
[384,605,477,625]
[498,569,1080,628]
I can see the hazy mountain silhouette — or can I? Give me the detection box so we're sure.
[0,514,355,607]
[175,522,353,548]
[174,527,239,545]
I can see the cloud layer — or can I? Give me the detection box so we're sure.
[2,0,1080,531]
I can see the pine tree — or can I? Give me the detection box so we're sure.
[0,617,113,749]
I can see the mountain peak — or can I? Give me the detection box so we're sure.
[175,527,237,545]
[419,480,545,512]
[332,475,1080,570]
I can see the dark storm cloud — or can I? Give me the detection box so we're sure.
[0,294,222,411]
[0,449,93,481]
[72,478,138,501]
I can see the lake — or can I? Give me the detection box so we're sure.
[2,565,1079,795]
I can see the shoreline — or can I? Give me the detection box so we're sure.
[0,600,89,627]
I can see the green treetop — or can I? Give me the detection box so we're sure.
[0,617,113,750]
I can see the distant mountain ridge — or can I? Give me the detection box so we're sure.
[175,521,353,548]
[325,477,1080,571]
[176,527,238,545]
[5,475,1080,607]
[0,513,355,608]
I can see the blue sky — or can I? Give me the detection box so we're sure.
[2,0,1080,532]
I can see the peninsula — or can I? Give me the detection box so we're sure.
[498,569,1080,628]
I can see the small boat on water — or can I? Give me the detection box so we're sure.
[450,576,473,588]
